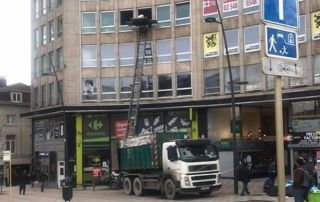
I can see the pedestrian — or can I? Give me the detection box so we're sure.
[19,170,29,195]
[268,160,277,186]
[293,157,309,202]
[239,162,250,196]
[29,171,36,190]
[40,172,48,192]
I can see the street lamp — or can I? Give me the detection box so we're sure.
[42,59,68,179]
[205,0,239,195]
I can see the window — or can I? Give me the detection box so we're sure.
[56,48,63,70]
[157,5,171,27]
[34,87,39,107]
[57,16,63,37]
[42,0,47,15]
[138,8,152,19]
[120,77,133,99]
[120,10,133,31]
[298,15,306,43]
[177,73,191,96]
[10,92,23,102]
[6,135,16,154]
[82,12,96,33]
[82,45,96,68]
[267,75,289,89]
[6,115,17,125]
[290,57,309,86]
[49,20,55,42]
[139,41,153,64]
[57,80,63,104]
[35,0,39,19]
[48,82,54,105]
[41,54,48,74]
[141,75,153,98]
[82,79,97,100]
[101,78,116,100]
[41,85,46,107]
[225,29,239,55]
[101,44,115,67]
[224,67,240,93]
[158,74,172,97]
[35,28,40,47]
[175,2,190,25]
[48,51,54,72]
[313,54,320,84]
[176,37,191,61]
[49,0,55,10]
[57,0,62,7]
[119,43,134,66]
[245,64,262,91]
[204,69,220,95]
[34,57,40,78]
[223,0,239,18]
[157,39,171,63]
[100,11,115,33]
[41,25,47,45]
[244,25,260,52]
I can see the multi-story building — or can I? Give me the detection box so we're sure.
[25,0,320,187]
[0,77,32,185]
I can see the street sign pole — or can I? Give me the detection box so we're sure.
[274,76,286,202]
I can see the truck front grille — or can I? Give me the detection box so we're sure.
[193,181,215,186]
[191,175,215,181]
[189,164,217,172]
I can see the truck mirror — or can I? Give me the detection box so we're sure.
[167,146,178,162]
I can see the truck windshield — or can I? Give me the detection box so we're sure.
[178,144,218,162]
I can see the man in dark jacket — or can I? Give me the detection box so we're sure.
[19,170,29,195]
[293,157,307,202]
[239,162,250,196]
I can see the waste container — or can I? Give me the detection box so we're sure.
[62,177,73,202]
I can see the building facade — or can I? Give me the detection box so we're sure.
[26,0,320,187]
[0,78,32,185]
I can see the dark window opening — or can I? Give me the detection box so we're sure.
[120,10,133,25]
[138,8,152,19]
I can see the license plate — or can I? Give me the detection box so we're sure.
[201,187,209,191]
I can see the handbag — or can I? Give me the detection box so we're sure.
[302,171,310,188]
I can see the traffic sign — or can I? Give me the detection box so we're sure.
[262,58,303,78]
[3,151,11,162]
[265,25,298,60]
[262,0,298,29]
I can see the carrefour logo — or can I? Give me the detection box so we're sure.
[88,120,103,131]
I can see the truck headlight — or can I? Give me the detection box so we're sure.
[184,177,191,186]
[217,174,221,184]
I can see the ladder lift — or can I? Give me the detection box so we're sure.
[125,17,157,138]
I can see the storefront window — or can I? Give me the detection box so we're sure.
[292,100,320,117]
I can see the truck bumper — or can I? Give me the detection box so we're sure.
[180,184,222,193]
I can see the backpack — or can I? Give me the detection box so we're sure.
[302,170,310,188]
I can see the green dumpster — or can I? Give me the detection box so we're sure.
[308,191,320,202]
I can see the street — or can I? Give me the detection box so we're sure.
[0,178,294,202]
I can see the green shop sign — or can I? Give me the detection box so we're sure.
[83,114,109,144]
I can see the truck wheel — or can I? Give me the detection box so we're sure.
[123,177,133,195]
[164,178,176,200]
[133,177,143,196]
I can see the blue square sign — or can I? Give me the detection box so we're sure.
[265,25,298,60]
[262,0,298,29]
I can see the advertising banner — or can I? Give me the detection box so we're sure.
[114,120,127,139]
[243,0,259,14]
[223,0,239,18]
[83,114,108,144]
[203,0,218,16]
[204,32,219,58]
[311,11,320,40]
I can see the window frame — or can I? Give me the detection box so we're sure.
[158,74,172,97]
[245,63,262,92]
[120,77,133,99]
[82,12,96,34]
[204,69,220,95]
[156,4,171,28]
[157,39,172,63]
[6,115,17,125]
[6,135,16,154]
[119,43,134,66]
[139,41,153,65]
[141,75,154,98]
[10,92,23,102]
[82,79,98,101]
[101,78,116,100]
[224,29,239,55]
[100,11,115,33]
[101,44,116,67]
[81,45,97,68]
[48,20,55,42]
[244,25,260,53]
[119,9,134,32]
[175,36,191,61]
[298,15,306,43]
[175,1,190,26]
[176,72,192,96]
[41,24,47,45]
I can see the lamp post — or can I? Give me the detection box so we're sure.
[42,59,68,179]
[205,0,239,195]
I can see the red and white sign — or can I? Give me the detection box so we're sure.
[223,0,239,13]
[203,0,218,16]
[115,120,127,139]
[243,0,259,9]
[92,168,101,177]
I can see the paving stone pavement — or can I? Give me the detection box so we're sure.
[0,178,294,202]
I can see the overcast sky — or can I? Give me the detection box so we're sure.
[0,1,31,85]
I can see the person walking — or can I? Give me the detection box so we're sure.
[239,162,251,196]
[293,157,308,202]
[19,170,29,195]
[29,171,36,190]
[40,172,48,192]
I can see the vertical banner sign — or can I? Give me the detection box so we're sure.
[243,0,259,14]
[203,0,218,17]
[223,0,239,18]
[114,120,127,139]
[204,32,219,58]
[311,11,320,40]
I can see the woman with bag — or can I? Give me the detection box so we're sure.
[293,157,309,202]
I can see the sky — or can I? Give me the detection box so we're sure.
[0,1,31,85]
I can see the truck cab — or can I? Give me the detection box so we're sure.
[162,139,221,199]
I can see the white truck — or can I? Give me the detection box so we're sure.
[119,133,222,199]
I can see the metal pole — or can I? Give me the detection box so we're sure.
[214,0,238,194]
[49,59,67,178]
[274,76,285,202]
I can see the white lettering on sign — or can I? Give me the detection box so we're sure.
[244,0,258,8]
[279,0,284,20]
[223,0,238,12]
